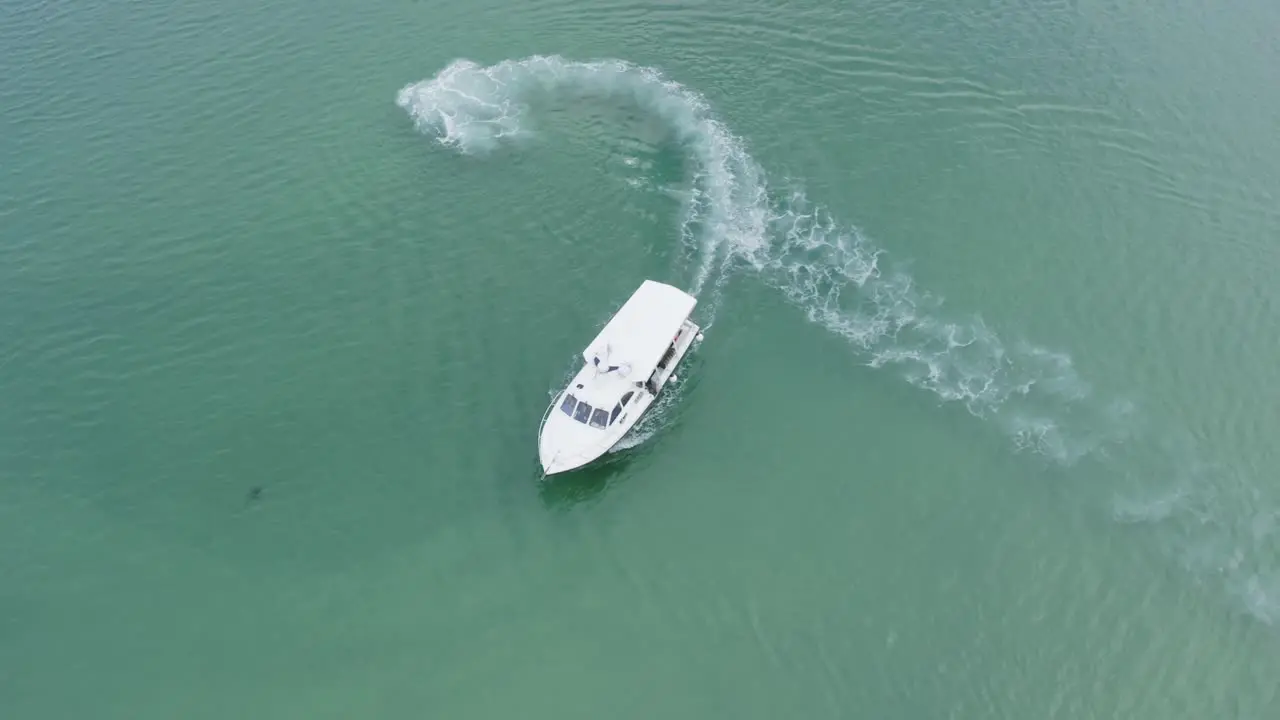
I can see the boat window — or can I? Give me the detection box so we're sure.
[560,393,577,416]
[620,391,633,406]
[573,400,592,424]
[609,404,622,425]
[589,408,609,429]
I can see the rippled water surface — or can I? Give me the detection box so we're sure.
[2,0,1279,717]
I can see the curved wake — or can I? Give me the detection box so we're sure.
[396,57,764,301]
[397,55,1277,626]
[397,56,1103,462]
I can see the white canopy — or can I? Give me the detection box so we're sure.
[582,280,697,381]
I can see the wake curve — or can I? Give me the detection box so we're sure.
[397,55,1276,626]
[396,57,766,302]
[396,56,1097,459]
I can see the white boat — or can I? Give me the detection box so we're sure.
[538,279,703,475]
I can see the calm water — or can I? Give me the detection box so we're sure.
[3,0,1279,717]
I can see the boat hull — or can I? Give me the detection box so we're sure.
[539,318,700,475]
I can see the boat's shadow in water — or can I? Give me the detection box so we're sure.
[535,444,643,509]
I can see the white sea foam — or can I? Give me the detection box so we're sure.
[398,55,1276,625]
[397,56,765,300]
[1112,452,1280,626]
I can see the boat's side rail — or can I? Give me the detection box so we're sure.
[650,319,701,390]
[539,391,562,433]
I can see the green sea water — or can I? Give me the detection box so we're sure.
[3,0,1279,717]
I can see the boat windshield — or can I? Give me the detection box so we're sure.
[560,393,577,416]
[558,393,613,430]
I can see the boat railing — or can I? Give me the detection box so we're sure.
[538,393,560,435]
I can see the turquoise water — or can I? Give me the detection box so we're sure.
[3,0,1279,717]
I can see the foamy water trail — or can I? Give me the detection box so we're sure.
[398,55,1276,626]
[395,56,1096,459]
[396,57,766,305]
[1111,442,1280,626]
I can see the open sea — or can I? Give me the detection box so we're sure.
[2,0,1279,717]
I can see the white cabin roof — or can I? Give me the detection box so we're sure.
[582,280,697,381]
